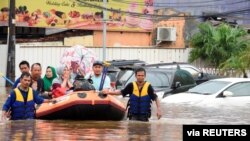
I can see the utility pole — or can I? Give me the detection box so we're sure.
[6,0,16,87]
[102,0,107,61]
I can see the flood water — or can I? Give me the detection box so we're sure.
[1,86,250,141]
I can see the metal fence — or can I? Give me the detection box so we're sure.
[0,45,8,87]
[14,45,191,79]
[0,44,248,86]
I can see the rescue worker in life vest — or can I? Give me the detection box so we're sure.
[2,72,55,120]
[102,67,162,121]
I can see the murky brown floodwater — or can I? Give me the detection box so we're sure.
[1,86,250,141]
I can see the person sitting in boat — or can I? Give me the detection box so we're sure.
[73,74,95,91]
[30,63,47,98]
[85,60,111,91]
[42,66,57,98]
[51,66,74,97]
[102,67,162,122]
[1,72,55,120]
[70,60,85,80]
[12,60,30,89]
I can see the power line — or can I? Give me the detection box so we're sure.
[152,0,227,4]
[218,8,250,15]
[112,0,249,8]
[74,0,197,18]
[71,0,250,24]
[74,0,250,19]
[113,0,227,4]
[154,0,249,8]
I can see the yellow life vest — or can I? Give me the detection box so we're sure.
[132,81,150,97]
[14,87,33,102]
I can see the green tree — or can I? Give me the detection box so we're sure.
[189,22,248,76]
[219,36,250,77]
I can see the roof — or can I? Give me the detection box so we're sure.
[145,62,189,66]
[211,78,250,83]
[145,67,178,72]
[145,62,200,71]
[107,59,146,67]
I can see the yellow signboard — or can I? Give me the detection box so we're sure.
[0,0,154,31]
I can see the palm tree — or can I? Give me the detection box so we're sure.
[219,56,248,77]
[189,22,249,76]
[189,22,215,65]
[219,32,249,77]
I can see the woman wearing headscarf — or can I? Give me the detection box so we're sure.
[51,66,74,97]
[42,66,57,98]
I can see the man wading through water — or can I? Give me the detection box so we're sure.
[102,67,162,121]
[2,72,55,120]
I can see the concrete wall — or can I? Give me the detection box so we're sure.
[155,16,186,48]
[93,31,152,47]
[0,45,8,87]
[64,35,93,46]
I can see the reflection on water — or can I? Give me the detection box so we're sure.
[1,86,250,141]
[0,120,180,141]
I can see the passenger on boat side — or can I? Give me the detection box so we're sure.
[85,60,111,91]
[70,60,85,80]
[12,60,30,89]
[30,63,45,94]
[51,66,74,97]
[102,67,162,122]
[1,72,55,120]
[42,66,57,98]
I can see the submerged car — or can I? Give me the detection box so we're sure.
[106,59,146,89]
[161,78,250,106]
[117,67,197,98]
[107,59,146,68]
[145,62,221,85]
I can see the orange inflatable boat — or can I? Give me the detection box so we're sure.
[36,91,126,120]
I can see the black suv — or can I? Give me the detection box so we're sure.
[106,60,146,88]
[116,67,197,98]
[107,59,146,68]
[145,62,219,85]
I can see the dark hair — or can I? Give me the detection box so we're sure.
[19,60,30,68]
[31,63,41,70]
[135,67,146,75]
[20,72,31,79]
